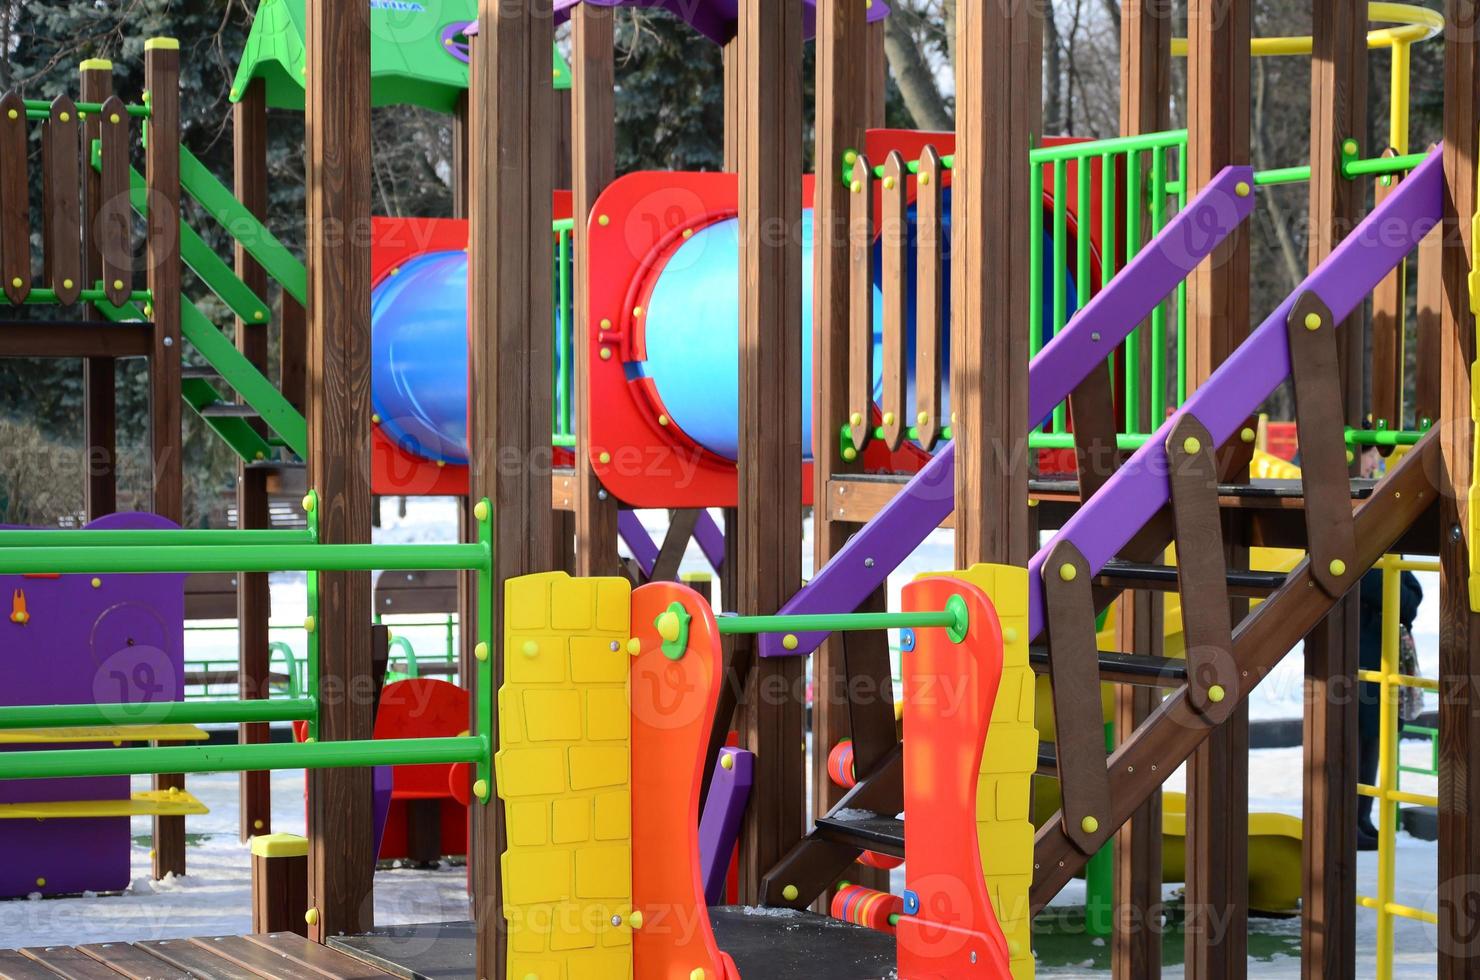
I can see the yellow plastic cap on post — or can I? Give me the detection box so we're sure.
[251,833,309,859]
[80,59,113,71]
[144,37,180,51]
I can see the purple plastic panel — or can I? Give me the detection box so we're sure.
[618,510,659,578]
[693,510,725,575]
[0,512,185,897]
[1024,148,1444,640]
[373,764,393,860]
[548,0,888,45]
[760,166,1258,657]
[699,747,753,905]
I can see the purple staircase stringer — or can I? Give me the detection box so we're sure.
[617,509,659,578]
[762,164,1259,657]
[1023,148,1444,640]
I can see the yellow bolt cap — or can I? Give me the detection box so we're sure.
[626,638,642,655]
[850,180,862,194]
[1240,426,1256,443]
[302,493,315,513]
[658,414,670,426]
[841,446,858,462]
[1002,627,1018,644]
[10,278,20,288]
[600,347,613,360]
[598,451,612,464]
[598,214,610,226]
[305,907,319,926]
[600,318,612,330]
[850,411,864,427]
[629,910,644,929]
[883,176,895,190]
[656,611,682,642]
[1058,563,1077,582]
[1182,436,1201,456]
[1329,558,1347,577]
[919,172,930,185]
[474,642,489,662]
[473,778,489,799]
[91,577,101,588]
[782,884,799,901]
[35,877,45,887]
[720,754,735,770]
[303,616,315,633]
[1208,684,1226,703]
[253,819,264,830]
[1304,312,1323,331]
[473,499,490,521]
[521,640,539,657]
[62,278,74,289]
[882,412,894,426]
[633,305,644,317]
[1081,816,1099,834]
[1235,181,1250,197]
[690,970,707,980]
[782,633,799,650]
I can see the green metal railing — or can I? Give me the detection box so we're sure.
[0,495,497,796]
[554,219,577,449]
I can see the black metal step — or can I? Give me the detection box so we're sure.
[812,810,905,858]
[199,402,261,418]
[1096,559,1288,597]
[182,364,219,379]
[1028,646,1187,687]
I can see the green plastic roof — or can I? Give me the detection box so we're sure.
[231,0,572,114]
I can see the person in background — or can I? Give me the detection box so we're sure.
[1355,447,1423,850]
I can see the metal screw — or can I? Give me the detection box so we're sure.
[1452,524,1464,543]
[1091,332,1101,342]
[162,336,173,347]
[864,558,875,568]
[611,915,622,926]
[597,489,609,500]
[970,952,977,964]
[610,641,620,652]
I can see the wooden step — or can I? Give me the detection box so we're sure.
[1096,559,1288,597]
[812,810,905,858]
[181,364,219,379]
[198,402,260,418]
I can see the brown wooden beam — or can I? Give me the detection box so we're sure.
[143,38,187,883]
[0,322,150,357]
[571,5,622,577]
[735,0,806,902]
[952,0,1038,567]
[234,76,273,844]
[304,0,376,940]
[1439,4,1480,974]
[80,60,116,520]
[467,4,555,977]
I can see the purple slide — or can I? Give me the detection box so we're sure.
[760,164,1260,657]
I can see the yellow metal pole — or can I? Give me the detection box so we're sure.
[1375,558,1401,977]
[1389,39,1411,154]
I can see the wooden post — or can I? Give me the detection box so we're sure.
[952,0,1039,569]
[810,0,891,900]
[304,0,376,939]
[1439,2,1480,973]
[80,60,115,521]
[1184,1,1251,974]
[1112,5,1170,974]
[572,5,621,578]
[251,835,309,937]
[143,39,187,882]
[467,3,555,976]
[1301,4,1367,974]
[735,0,805,902]
[234,77,274,844]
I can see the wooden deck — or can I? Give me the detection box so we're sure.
[0,933,397,980]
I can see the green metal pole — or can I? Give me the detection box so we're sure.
[0,529,311,547]
[0,697,316,730]
[0,543,489,575]
[717,609,960,636]
[0,736,486,781]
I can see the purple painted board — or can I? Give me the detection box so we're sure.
[693,510,725,575]
[699,747,752,905]
[1023,148,1445,640]
[618,510,659,577]
[0,512,186,898]
[760,166,1257,656]
[373,764,393,861]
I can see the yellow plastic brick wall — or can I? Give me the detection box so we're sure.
[496,572,636,980]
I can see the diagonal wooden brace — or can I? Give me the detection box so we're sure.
[1164,414,1239,722]
[1069,361,1121,501]
[1287,291,1358,597]
[1041,540,1113,855]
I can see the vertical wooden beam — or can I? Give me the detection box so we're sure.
[723,39,741,171]
[952,0,1039,569]
[735,0,805,902]
[467,3,555,976]
[235,76,273,843]
[864,19,887,129]
[1113,6,1170,975]
[1184,1,1250,974]
[1302,5,1366,975]
[1439,3,1480,974]
[143,39,186,883]
[304,0,375,939]
[810,0,889,900]
[452,93,470,220]
[572,6,621,577]
[80,60,115,521]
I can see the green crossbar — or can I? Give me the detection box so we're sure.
[0,542,488,575]
[0,698,317,731]
[0,736,485,781]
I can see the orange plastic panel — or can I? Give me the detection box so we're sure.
[895,576,1012,979]
[629,581,738,980]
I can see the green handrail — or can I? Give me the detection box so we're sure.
[0,698,316,730]
[0,528,311,547]
[0,735,486,781]
[716,607,963,637]
[388,635,420,679]
[269,640,303,698]
[23,99,150,119]
[0,287,152,307]
[0,542,489,575]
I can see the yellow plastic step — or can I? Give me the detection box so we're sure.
[0,724,209,745]
[0,787,210,820]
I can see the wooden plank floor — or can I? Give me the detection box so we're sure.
[0,934,397,980]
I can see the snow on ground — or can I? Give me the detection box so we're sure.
[2,499,1446,975]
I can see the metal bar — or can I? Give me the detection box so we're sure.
[0,287,151,306]
[0,542,489,575]
[0,697,316,730]
[23,99,150,118]
[1052,162,1069,432]
[0,735,486,781]
[717,608,960,636]
[0,528,311,547]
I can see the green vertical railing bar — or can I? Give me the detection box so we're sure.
[1123,150,1142,430]
[1029,163,1045,434]
[1076,160,1092,313]
[475,500,495,799]
[1149,147,1168,427]
[1099,153,1116,291]
[1175,148,1189,407]
[558,226,572,440]
[1051,162,1069,433]
[305,491,321,741]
